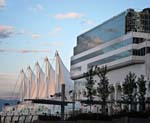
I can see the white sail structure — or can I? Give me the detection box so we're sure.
[18,69,27,102]
[55,51,63,94]
[55,51,74,97]
[16,51,73,101]
[35,62,46,98]
[7,51,75,118]
[44,56,55,98]
[26,66,36,99]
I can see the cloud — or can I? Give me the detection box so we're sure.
[0,25,14,38]
[43,41,64,47]
[49,26,62,36]
[16,29,41,39]
[81,18,95,26]
[35,4,43,11]
[16,29,27,35]
[0,0,5,8]
[51,41,64,47]
[55,12,83,20]
[30,3,44,12]
[29,3,50,17]
[20,49,50,53]
[31,34,41,39]
[0,26,41,40]
[0,49,51,53]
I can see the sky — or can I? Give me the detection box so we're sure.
[0,0,149,99]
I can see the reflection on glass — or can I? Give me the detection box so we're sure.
[71,38,132,65]
[88,50,132,67]
[74,12,126,55]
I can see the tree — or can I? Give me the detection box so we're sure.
[108,85,115,114]
[137,75,146,111]
[108,85,115,102]
[122,72,137,111]
[84,66,96,112]
[96,65,109,114]
[116,84,122,93]
[109,85,115,94]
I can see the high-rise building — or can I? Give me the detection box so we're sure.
[70,8,150,101]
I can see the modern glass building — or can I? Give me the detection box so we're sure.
[70,8,150,102]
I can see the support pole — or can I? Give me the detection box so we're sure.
[72,91,75,117]
[61,84,65,120]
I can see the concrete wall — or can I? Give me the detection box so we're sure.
[107,63,146,85]
[74,63,148,101]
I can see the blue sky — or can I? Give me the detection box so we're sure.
[0,0,149,99]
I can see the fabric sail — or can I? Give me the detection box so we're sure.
[35,62,46,98]
[26,66,36,99]
[55,51,74,99]
[18,69,27,101]
[44,57,55,98]
[18,51,73,101]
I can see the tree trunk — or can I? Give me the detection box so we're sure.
[102,99,106,114]
[139,102,145,111]
[90,104,92,112]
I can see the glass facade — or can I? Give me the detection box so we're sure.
[88,50,132,68]
[74,12,126,55]
[71,37,150,66]
[73,8,150,56]
[71,38,132,65]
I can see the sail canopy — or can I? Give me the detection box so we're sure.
[16,51,74,101]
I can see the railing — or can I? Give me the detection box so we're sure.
[0,114,38,123]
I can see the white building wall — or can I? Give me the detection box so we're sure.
[107,64,146,85]
[74,63,147,101]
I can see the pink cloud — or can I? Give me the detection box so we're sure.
[20,49,50,53]
[49,26,62,36]
[43,41,64,47]
[0,49,51,53]
[0,0,5,8]
[31,34,41,39]
[55,12,83,20]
